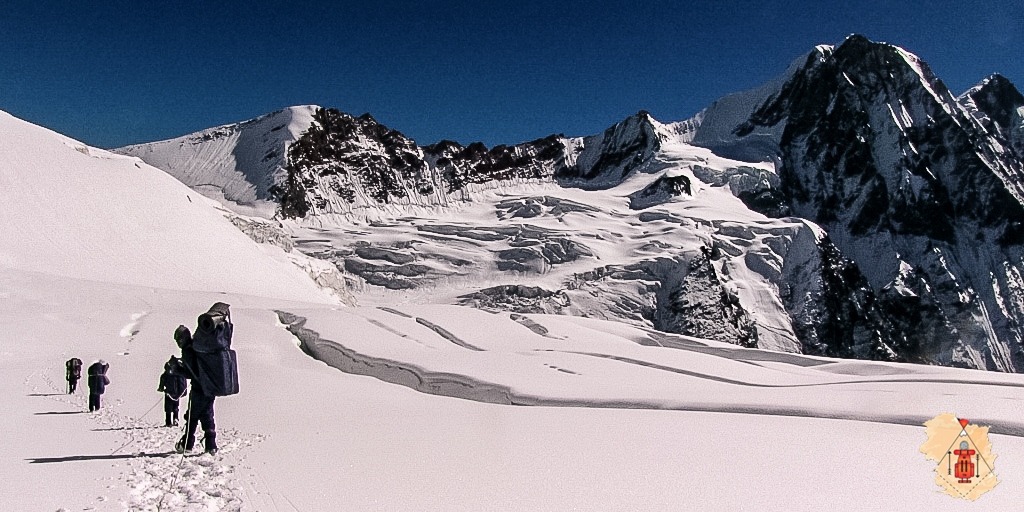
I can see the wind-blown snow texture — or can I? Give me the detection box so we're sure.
[120,35,1024,372]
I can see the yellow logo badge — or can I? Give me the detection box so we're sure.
[920,413,998,500]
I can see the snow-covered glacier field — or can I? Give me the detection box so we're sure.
[3,109,1024,511]
[8,269,1024,511]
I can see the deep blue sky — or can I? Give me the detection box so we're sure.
[2,1,1021,148]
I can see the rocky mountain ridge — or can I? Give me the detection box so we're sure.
[680,34,1024,370]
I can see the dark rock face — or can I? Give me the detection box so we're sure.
[274,108,671,218]
[458,285,570,314]
[789,237,904,360]
[628,174,692,209]
[275,108,430,216]
[663,254,758,348]
[568,255,759,348]
[743,36,1024,245]
[424,135,568,194]
[274,108,572,217]
[556,111,662,186]
[715,34,1024,370]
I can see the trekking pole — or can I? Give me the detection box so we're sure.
[180,390,194,436]
[158,390,195,512]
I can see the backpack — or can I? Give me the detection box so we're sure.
[194,349,239,397]
[193,302,232,353]
[162,373,187,399]
[190,302,239,397]
[66,358,82,379]
[88,373,109,394]
[87,361,108,376]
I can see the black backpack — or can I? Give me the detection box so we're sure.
[164,374,187,397]
[161,369,188,399]
[191,303,239,397]
[66,358,82,379]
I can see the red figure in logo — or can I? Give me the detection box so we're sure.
[954,441,976,484]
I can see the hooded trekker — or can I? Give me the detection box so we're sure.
[86,360,109,411]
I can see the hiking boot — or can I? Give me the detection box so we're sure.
[175,436,194,454]
[203,432,218,455]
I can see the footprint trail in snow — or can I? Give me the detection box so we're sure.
[28,364,266,511]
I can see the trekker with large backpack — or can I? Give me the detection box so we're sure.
[65,357,82,394]
[86,360,109,411]
[173,302,239,455]
[158,356,188,427]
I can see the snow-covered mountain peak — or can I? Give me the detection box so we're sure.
[681,35,1024,371]
[555,110,665,186]
[115,105,322,217]
[959,73,1024,156]
[672,43,832,162]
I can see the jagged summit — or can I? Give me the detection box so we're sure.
[959,73,1024,156]
[680,33,1024,371]
[673,43,832,162]
[556,110,664,186]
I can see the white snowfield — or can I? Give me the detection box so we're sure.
[0,111,333,303]
[3,109,1024,512]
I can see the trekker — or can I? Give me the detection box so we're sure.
[173,302,239,455]
[65,357,82,394]
[157,356,188,427]
[86,360,110,411]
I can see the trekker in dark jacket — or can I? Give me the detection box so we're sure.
[66,358,82,394]
[158,356,188,427]
[87,360,110,411]
[173,304,230,455]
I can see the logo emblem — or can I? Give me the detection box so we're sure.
[920,413,998,500]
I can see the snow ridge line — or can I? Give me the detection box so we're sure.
[277,311,513,405]
[277,311,1024,438]
[552,349,1024,390]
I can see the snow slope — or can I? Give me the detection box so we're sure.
[0,110,335,303]
[4,111,1024,511]
[115,106,319,218]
